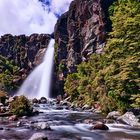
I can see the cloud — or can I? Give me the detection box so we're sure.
[0,0,72,36]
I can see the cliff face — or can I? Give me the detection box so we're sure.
[0,34,51,70]
[53,0,107,96]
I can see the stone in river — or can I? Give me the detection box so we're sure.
[29,132,48,140]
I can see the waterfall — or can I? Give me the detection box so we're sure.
[17,39,55,99]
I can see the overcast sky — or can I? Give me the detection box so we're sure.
[0,0,72,35]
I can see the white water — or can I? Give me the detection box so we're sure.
[17,39,55,99]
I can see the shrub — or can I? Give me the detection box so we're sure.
[10,95,32,116]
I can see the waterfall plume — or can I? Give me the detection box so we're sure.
[17,39,55,99]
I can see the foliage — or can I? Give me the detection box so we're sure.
[10,95,32,116]
[0,55,20,91]
[64,0,140,113]
[130,94,140,108]
[54,43,58,64]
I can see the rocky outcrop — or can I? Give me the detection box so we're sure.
[53,0,111,96]
[0,34,51,70]
[55,0,106,71]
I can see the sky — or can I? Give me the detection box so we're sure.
[0,0,72,36]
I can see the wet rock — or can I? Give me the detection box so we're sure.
[32,122,51,130]
[106,111,121,119]
[56,95,63,104]
[8,115,18,121]
[0,103,4,107]
[22,116,28,119]
[82,104,91,110]
[29,132,48,140]
[127,108,140,116]
[92,123,109,130]
[83,119,94,125]
[32,109,39,115]
[63,93,69,100]
[60,101,71,107]
[39,97,47,104]
[117,112,140,127]
[17,121,22,127]
[0,112,12,117]
[0,127,4,130]
[32,98,39,104]
[55,106,64,110]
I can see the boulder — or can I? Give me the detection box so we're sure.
[106,111,121,119]
[32,98,39,104]
[32,122,51,130]
[29,133,48,140]
[92,123,109,130]
[8,115,18,121]
[117,112,140,127]
[17,121,22,127]
[39,97,47,104]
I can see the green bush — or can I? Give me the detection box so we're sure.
[130,94,140,108]
[10,95,32,116]
[0,55,20,91]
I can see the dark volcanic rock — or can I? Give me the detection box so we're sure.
[92,123,109,130]
[53,0,109,96]
[0,34,51,69]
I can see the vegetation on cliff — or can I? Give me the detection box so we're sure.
[65,0,140,113]
[0,55,20,91]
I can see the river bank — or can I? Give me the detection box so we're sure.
[0,96,140,140]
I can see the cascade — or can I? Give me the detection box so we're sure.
[17,39,55,99]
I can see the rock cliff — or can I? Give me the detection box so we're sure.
[53,0,113,96]
[0,34,51,70]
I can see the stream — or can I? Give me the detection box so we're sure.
[0,102,140,140]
